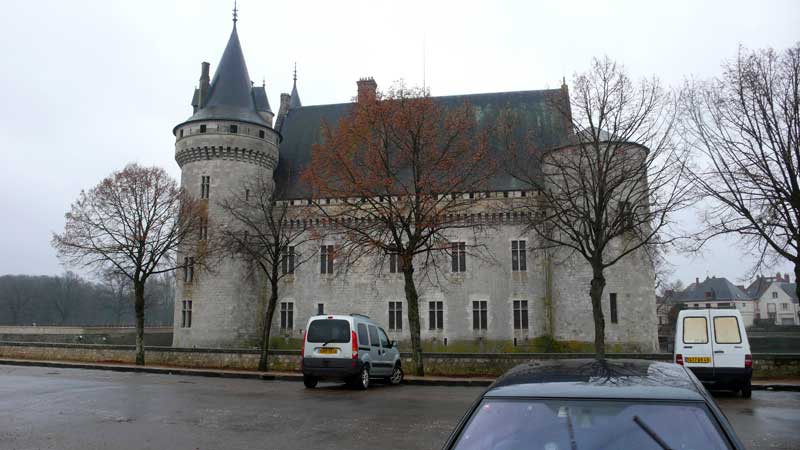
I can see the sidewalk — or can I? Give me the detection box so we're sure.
[0,357,797,390]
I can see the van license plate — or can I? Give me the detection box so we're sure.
[686,356,711,363]
[319,348,337,355]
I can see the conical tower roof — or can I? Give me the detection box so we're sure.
[175,23,269,131]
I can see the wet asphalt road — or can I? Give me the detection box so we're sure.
[0,365,797,450]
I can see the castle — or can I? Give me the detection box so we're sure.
[171,17,658,352]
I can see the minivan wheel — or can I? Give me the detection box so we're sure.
[356,366,370,390]
[388,365,404,386]
[741,380,752,399]
[303,375,318,389]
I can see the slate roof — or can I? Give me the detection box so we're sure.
[778,283,799,302]
[675,276,751,302]
[176,25,270,131]
[274,89,572,199]
[289,79,302,109]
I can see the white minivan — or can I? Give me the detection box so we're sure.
[300,314,403,390]
[674,308,752,397]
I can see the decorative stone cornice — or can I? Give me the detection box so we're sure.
[175,146,278,170]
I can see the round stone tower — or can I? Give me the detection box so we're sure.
[172,18,280,348]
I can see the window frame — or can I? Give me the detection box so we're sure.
[513,300,529,330]
[682,316,709,344]
[451,242,466,273]
[282,246,295,275]
[472,300,488,330]
[713,316,742,344]
[368,325,380,348]
[610,293,618,324]
[429,301,444,330]
[389,301,403,331]
[280,301,294,330]
[511,240,527,272]
[181,300,193,328]
[320,245,334,274]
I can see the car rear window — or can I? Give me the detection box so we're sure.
[713,316,742,344]
[307,319,351,343]
[683,317,709,344]
[452,399,732,450]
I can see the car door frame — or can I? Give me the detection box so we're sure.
[709,310,746,370]
[678,310,715,376]
[366,324,387,376]
[377,327,396,372]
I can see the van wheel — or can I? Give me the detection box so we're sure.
[303,375,318,389]
[388,365,404,386]
[356,366,370,390]
[741,380,752,399]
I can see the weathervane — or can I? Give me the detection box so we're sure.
[293,62,297,82]
[232,1,238,25]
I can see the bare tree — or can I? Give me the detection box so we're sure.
[99,269,134,326]
[500,57,691,358]
[52,163,203,364]
[216,175,315,371]
[47,271,83,325]
[0,275,33,325]
[302,84,495,375]
[684,43,800,299]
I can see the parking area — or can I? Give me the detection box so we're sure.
[0,365,797,450]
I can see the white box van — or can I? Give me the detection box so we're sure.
[674,309,752,397]
[300,313,403,390]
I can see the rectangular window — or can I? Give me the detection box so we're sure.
[259,130,265,139]
[200,176,210,199]
[280,302,294,330]
[317,303,324,315]
[229,124,238,133]
[389,301,403,331]
[782,303,789,311]
[388,252,400,273]
[183,257,195,283]
[683,317,708,344]
[199,124,207,133]
[429,301,444,330]
[181,300,192,328]
[768,303,777,321]
[198,218,208,241]
[772,291,778,299]
[357,323,369,346]
[513,300,529,329]
[368,325,380,347]
[282,246,295,275]
[511,240,527,272]
[245,189,250,201]
[472,301,487,330]
[179,129,184,138]
[610,293,618,324]
[320,245,334,274]
[451,242,466,273]
[713,316,742,344]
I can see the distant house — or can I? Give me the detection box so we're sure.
[753,274,799,326]
[673,276,755,327]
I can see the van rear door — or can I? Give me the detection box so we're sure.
[679,310,714,372]
[306,318,352,359]
[710,311,745,370]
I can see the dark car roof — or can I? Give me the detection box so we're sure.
[485,359,705,401]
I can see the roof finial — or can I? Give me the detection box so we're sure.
[293,62,297,83]
[262,76,265,88]
[232,1,238,25]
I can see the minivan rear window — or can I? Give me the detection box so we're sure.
[307,319,351,343]
[683,317,708,344]
[713,316,742,344]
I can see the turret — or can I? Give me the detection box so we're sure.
[172,12,280,349]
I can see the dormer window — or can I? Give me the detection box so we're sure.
[230,124,238,133]
[200,124,207,133]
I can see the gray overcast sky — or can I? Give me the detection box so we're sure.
[0,0,797,286]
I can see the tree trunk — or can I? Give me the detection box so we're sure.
[259,282,279,372]
[402,264,424,376]
[589,265,606,360]
[134,281,146,365]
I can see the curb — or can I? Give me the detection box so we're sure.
[1,358,798,391]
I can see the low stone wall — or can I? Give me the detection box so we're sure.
[0,326,173,346]
[0,341,797,378]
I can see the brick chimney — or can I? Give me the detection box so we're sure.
[357,77,377,103]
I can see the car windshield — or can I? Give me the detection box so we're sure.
[452,399,731,450]
[306,319,350,343]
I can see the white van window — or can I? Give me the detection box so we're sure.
[713,316,742,344]
[378,328,390,347]
[357,323,370,347]
[683,317,708,344]
[368,325,380,348]
[307,319,350,343]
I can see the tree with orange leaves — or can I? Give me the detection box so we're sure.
[302,84,495,376]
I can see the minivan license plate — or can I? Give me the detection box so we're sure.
[319,348,337,355]
[686,356,711,363]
